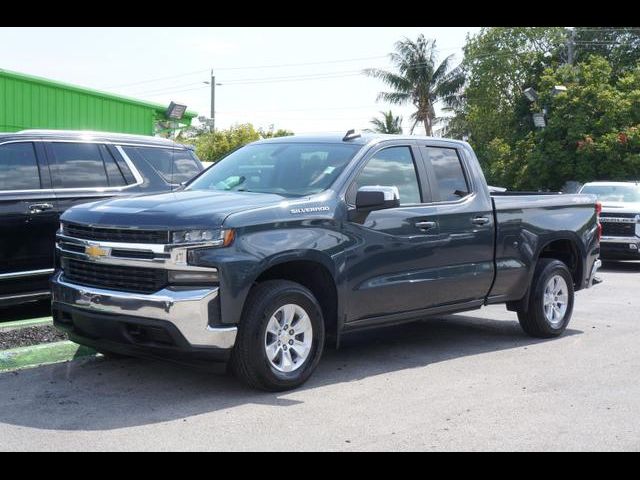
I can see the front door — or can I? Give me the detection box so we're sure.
[342,144,443,324]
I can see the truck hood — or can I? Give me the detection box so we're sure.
[61,190,290,229]
[601,201,640,215]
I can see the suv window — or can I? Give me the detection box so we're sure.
[423,147,470,201]
[0,142,41,191]
[348,146,421,205]
[124,146,201,184]
[99,145,127,187]
[49,143,109,189]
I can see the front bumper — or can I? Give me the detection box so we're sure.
[600,237,640,259]
[51,271,237,360]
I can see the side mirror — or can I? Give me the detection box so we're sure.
[355,186,400,211]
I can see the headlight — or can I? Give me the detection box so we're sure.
[636,215,640,236]
[171,229,235,247]
[168,269,219,285]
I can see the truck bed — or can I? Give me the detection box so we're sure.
[487,192,599,304]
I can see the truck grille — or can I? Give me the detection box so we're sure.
[601,222,636,237]
[63,223,169,244]
[62,258,167,294]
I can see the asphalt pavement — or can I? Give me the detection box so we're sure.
[0,261,638,451]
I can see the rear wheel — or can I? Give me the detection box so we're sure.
[517,259,575,338]
[230,280,325,391]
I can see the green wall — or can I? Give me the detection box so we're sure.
[0,69,196,136]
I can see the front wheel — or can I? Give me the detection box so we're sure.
[517,259,575,338]
[230,280,325,391]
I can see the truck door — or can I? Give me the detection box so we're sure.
[416,143,495,305]
[342,143,443,323]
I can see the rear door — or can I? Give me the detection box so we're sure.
[416,143,495,305]
[0,141,58,284]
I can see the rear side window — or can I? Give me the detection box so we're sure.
[123,146,201,184]
[423,147,470,201]
[49,143,109,189]
[0,142,41,191]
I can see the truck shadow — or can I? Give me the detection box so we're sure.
[0,314,581,432]
[0,300,51,323]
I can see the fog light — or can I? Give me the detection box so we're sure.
[630,244,638,250]
[168,269,218,285]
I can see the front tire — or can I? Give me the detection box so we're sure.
[517,259,575,338]
[230,280,325,391]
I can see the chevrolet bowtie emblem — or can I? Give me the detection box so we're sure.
[85,245,109,258]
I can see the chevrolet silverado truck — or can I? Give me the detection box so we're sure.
[579,181,640,260]
[51,132,602,391]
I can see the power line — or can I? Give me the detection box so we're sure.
[102,69,210,89]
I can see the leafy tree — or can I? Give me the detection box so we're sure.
[450,27,567,175]
[178,123,294,163]
[524,56,640,189]
[366,110,403,134]
[258,124,294,138]
[574,27,640,75]
[364,35,464,135]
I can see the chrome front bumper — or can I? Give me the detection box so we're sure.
[51,272,237,349]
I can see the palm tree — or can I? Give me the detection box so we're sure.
[364,35,464,136]
[366,110,403,134]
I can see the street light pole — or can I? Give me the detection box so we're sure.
[567,28,576,66]
[210,69,215,133]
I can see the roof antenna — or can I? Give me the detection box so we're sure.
[342,129,361,141]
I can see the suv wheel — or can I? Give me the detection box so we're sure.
[517,259,575,338]
[230,280,325,391]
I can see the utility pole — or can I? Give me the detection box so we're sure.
[567,28,576,65]
[210,69,216,133]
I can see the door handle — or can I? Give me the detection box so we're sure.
[28,203,54,214]
[415,221,437,231]
[471,216,490,226]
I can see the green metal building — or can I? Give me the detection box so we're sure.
[0,68,197,136]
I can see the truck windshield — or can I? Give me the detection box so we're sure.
[187,143,361,196]
[581,184,640,203]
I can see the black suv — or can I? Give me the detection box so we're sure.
[0,129,203,307]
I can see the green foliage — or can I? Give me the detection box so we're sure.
[178,123,293,163]
[258,125,295,139]
[450,27,640,190]
[364,35,464,135]
[366,110,403,134]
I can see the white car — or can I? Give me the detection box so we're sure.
[579,181,640,260]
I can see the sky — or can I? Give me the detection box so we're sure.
[0,27,480,135]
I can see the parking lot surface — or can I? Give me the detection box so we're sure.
[0,262,638,451]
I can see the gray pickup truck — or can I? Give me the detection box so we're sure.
[51,132,602,391]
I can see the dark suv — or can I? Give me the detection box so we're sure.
[0,129,203,307]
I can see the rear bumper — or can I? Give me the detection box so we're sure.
[51,271,237,363]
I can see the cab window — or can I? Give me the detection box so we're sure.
[347,146,421,205]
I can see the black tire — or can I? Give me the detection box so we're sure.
[230,280,325,391]
[517,259,575,338]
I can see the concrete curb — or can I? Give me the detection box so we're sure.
[0,317,53,332]
[0,341,96,372]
